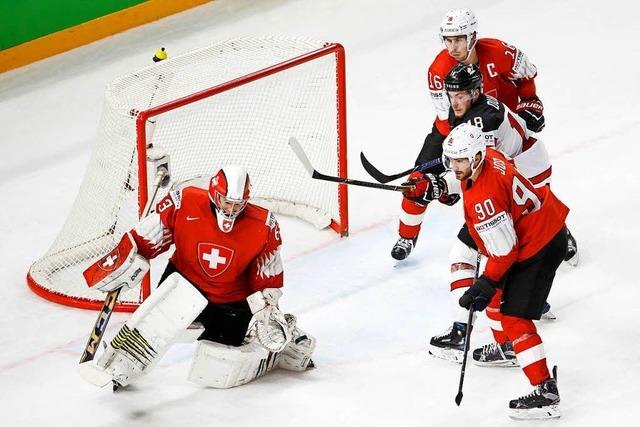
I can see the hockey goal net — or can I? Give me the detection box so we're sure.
[27,37,348,312]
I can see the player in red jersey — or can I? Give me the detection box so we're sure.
[430,8,544,136]
[391,8,545,261]
[398,63,576,363]
[82,166,315,389]
[444,123,566,419]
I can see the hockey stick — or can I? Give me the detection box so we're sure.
[79,168,168,364]
[455,252,482,406]
[359,151,442,183]
[288,137,414,192]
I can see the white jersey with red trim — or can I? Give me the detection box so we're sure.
[447,94,552,188]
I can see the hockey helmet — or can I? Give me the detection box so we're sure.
[208,166,251,233]
[439,9,478,52]
[445,63,483,93]
[442,123,486,173]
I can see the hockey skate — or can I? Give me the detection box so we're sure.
[428,322,466,363]
[564,228,578,267]
[473,341,519,367]
[541,301,557,321]
[391,237,417,260]
[509,366,560,420]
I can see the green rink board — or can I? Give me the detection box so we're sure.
[0,0,148,50]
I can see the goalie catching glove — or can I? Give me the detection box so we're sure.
[247,288,291,352]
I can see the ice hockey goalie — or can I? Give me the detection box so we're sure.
[79,166,315,390]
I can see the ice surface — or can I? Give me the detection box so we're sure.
[1,0,638,425]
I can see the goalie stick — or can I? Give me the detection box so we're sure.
[288,137,414,192]
[79,168,168,364]
[359,151,442,183]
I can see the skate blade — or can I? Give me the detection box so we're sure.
[541,310,557,321]
[509,404,561,420]
[564,252,579,267]
[428,346,463,364]
[473,359,519,368]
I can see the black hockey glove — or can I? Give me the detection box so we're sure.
[438,193,460,206]
[459,275,497,312]
[515,97,545,133]
[402,172,444,207]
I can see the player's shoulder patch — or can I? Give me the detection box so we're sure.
[265,211,278,230]
[167,189,183,210]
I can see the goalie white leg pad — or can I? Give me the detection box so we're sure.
[188,339,278,389]
[174,322,205,344]
[278,314,316,371]
[90,272,207,388]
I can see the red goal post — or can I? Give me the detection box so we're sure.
[27,38,348,312]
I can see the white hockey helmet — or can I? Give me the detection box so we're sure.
[442,123,486,172]
[439,9,478,52]
[208,165,251,233]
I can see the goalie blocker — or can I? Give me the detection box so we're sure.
[83,233,149,293]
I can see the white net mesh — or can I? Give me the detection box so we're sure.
[28,37,346,308]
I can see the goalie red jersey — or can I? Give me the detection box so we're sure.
[428,38,538,135]
[131,186,283,303]
[462,148,568,282]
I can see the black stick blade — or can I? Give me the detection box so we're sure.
[359,152,413,183]
[455,391,463,406]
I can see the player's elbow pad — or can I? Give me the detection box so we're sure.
[83,233,150,293]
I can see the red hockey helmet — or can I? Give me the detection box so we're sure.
[208,166,251,233]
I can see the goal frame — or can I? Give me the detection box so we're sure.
[27,42,348,312]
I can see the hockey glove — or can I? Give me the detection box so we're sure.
[247,288,292,353]
[402,171,443,206]
[515,97,545,133]
[458,275,497,312]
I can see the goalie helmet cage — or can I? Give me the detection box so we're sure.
[27,37,348,312]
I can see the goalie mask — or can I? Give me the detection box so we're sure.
[208,166,251,233]
[442,123,486,174]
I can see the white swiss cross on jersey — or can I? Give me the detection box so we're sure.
[197,243,234,278]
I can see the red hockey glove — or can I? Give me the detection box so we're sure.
[402,171,442,206]
[515,97,545,133]
[458,275,497,312]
